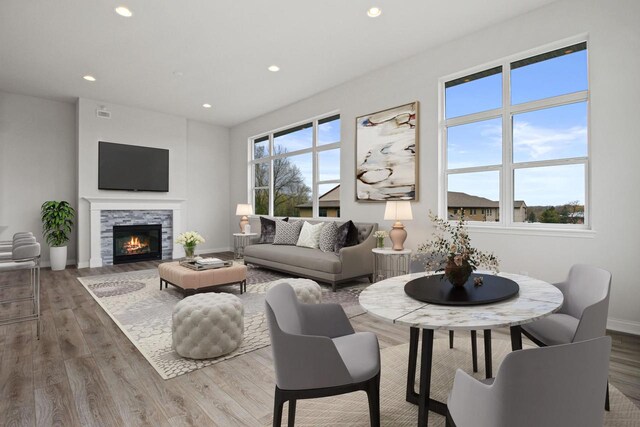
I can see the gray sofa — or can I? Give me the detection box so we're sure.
[243,219,378,291]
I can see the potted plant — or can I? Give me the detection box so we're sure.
[176,231,205,260]
[417,210,499,287]
[41,201,75,271]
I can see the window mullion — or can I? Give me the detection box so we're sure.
[503,60,513,227]
[269,134,274,216]
[312,120,319,219]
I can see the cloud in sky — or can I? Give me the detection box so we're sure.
[513,121,587,161]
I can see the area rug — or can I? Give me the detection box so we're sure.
[291,336,640,426]
[76,264,366,379]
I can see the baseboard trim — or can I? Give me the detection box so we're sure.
[607,318,640,336]
[40,259,77,268]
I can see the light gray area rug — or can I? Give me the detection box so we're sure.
[77,264,366,379]
[291,337,640,426]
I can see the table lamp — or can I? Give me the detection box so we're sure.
[384,201,412,250]
[236,204,253,233]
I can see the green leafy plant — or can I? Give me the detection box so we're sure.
[41,201,75,247]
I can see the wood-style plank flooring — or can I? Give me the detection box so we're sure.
[0,254,638,426]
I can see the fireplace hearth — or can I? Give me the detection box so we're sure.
[113,224,162,264]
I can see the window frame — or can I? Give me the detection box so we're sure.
[438,36,591,231]
[248,112,341,219]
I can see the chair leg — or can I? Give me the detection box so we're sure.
[366,373,381,427]
[605,381,610,411]
[470,330,478,373]
[449,330,454,348]
[287,399,296,427]
[273,387,285,427]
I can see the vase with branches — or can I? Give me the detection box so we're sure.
[417,210,499,286]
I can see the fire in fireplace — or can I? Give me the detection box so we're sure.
[113,224,162,264]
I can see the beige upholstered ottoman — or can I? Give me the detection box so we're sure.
[159,261,247,296]
[172,293,244,359]
[270,278,322,304]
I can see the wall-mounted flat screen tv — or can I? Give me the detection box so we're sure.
[98,141,169,192]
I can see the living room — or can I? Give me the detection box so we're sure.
[1,0,639,426]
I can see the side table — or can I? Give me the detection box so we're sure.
[233,233,257,259]
[372,248,412,282]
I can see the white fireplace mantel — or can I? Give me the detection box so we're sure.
[83,197,186,268]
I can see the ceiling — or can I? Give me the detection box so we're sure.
[0,0,557,127]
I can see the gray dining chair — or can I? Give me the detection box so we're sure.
[520,263,612,409]
[0,236,37,260]
[265,283,381,427]
[0,242,42,338]
[446,336,611,427]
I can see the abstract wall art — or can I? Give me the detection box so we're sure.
[355,101,418,201]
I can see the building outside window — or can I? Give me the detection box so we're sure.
[441,40,588,227]
[250,114,340,218]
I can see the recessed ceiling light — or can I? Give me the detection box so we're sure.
[115,6,133,17]
[83,75,96,82]
[367,7,382,18]
[202,103,212,108]
[268,65,280,72]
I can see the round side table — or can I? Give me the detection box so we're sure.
[372,248,412,282]
[233,233,257,259]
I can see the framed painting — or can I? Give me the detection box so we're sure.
[355,101,418,201]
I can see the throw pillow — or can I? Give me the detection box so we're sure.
[273,220,303,245]
[296,222,325,249]
[334,220,360,253]
[319,221,339,252]
[259,216,288,243]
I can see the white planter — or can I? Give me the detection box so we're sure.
[49,246,67,271]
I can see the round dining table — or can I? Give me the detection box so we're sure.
[359,271,564,426]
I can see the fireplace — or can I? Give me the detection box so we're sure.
[113,224,162,264]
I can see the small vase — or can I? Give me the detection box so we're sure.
[444,257,473,287]
[376,236,385,248]
[184,245,196,260]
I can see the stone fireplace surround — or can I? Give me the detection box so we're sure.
[84,198,185,268]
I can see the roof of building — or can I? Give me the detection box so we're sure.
[296,185,340,209]
[448,191,526,209]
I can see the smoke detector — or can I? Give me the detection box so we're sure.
[96,106,111,119]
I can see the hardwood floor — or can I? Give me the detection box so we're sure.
[0,255,638,426]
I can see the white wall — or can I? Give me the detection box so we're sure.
[187,120,231,253]
[76,98,230,267]
[229,0,640,333]
[0,91,76,265]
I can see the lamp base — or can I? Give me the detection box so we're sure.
[389,222,407,251]
[239,216,249,233]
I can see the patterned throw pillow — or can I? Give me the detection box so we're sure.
[334,220,360,254]
[273,220,303,245]
[319,222,339,252]
[259,216,288,243]
[296,222,325,249]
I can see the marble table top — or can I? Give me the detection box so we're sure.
[359,271,563,330]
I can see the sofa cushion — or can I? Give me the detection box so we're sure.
[274,220,303,245]
[244,244,342,274]
[296,221,325,249]
[319,222,339,252]
[259,216,288,243]
[334,220,359,253]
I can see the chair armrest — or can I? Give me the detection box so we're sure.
[270,330,352,390]
[448,369,495,427]
[12,243,41,260]
[573,298,610,342]
[299,303,355,338]
[339,230,376,278]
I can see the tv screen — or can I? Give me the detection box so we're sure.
[98,141,169,192]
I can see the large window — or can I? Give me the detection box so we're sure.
[250,114,340,218]
[442,41,589,227]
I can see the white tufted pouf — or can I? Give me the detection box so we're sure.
[172,293,244,359]
[270,278,322,304]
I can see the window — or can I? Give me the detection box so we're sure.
[249,114,340,218]
[442,41,588,227]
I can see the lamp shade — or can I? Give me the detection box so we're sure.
[236,204,253,216]
[384,201,413,221]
